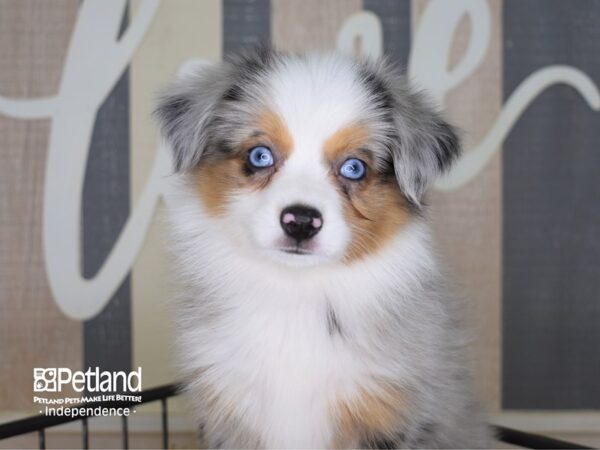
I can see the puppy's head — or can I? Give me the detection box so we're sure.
[156,46,459,267]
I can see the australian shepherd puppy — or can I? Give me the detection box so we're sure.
[156,46,489,449]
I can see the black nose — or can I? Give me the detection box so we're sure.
[280,205,323,242]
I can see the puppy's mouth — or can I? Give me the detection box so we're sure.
[279,246,314,255]
[275,237,318,256]
[267,237,327,266]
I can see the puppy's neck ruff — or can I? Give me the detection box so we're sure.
[167,183,440,448]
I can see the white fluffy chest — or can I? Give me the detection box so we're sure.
[192,286,363,448]
[175,222,433,447]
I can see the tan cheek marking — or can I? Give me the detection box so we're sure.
[322,122,410,262]
[195,158,246,216]
[332,382,408,448]
[195,110,293,216]
[256,109,294,158]
[343,177,411,262]
[323,123,369,161]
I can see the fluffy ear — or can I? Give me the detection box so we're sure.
[154,61,227,172]
[359,59,460,205]
[155,45,277,172]
[391,95,461,205]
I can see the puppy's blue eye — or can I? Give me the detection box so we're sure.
[248,146,274,168]
[339,158,366,180]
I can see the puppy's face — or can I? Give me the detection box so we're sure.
[157,48,459,267]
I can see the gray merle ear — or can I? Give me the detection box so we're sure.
[155,45,278,172]
[360,61,461,206]
[391,92,461,206]
[154,61,229,172]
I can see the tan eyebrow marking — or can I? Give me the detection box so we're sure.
[255,109,294,158]
[323,123,369,162]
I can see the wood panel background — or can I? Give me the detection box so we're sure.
[0,0,81,412]
[502,0,600,410]
[415,0,504,410]
[129,0,222,414]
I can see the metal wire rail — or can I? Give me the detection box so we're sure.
[0,383,593,449]
[0,384,177,450]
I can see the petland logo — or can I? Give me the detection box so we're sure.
[34,367,142,393]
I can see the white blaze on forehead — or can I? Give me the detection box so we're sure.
[267,54,370,163]
[242,55,368,261]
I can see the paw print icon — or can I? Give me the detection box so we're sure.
[33,368,57,392]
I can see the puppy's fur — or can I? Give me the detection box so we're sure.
[156,46,489,448]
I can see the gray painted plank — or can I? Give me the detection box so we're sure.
[503,0,600,409]
[363,0,410,67]
[83,5,131,385]
[223,0,270,54]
